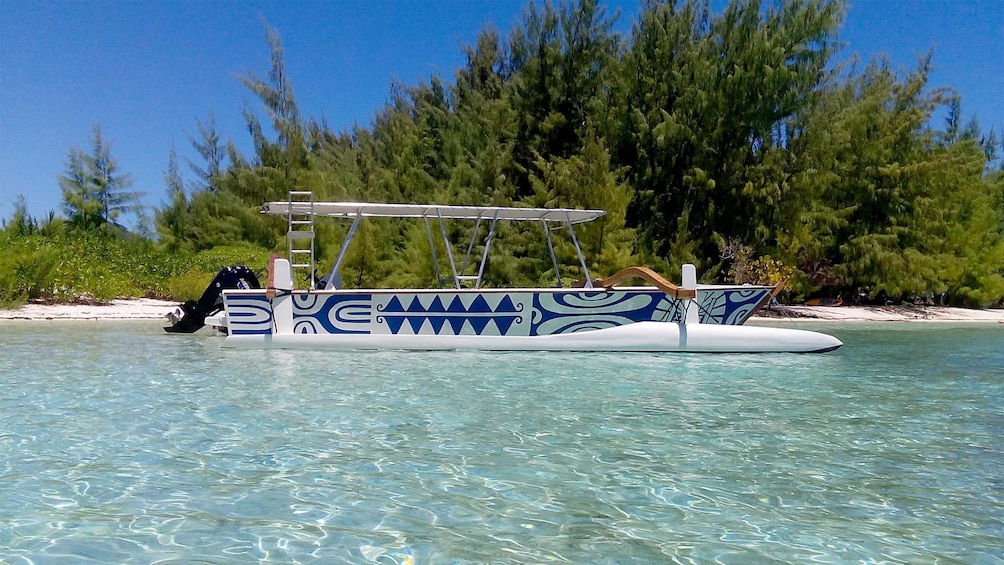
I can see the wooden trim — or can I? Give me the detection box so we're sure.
[598,266,697,299]
[769,280,785,299]
[266,253,280,300]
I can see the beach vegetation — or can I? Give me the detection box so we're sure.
[3,0,1003,308]
[0,222,270,307]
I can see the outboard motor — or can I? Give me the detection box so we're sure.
[164,265,260,333]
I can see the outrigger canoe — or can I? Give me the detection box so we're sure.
[168,194,841,353]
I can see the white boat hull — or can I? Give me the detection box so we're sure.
[216,261,841,353]
[223,321,841,353]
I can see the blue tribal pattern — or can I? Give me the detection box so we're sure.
[698,288,772,325]
[291,293,371,334]
[531,291,672,335]
[223,295,274,335]
[226,288,770,335]
[374,293,530,336]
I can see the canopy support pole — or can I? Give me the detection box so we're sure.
[438,211,461,289]
[542,220,561,287]
[423,216,444,289]
[473,211,500,289]
[565,212,592,288]
[324,211,361,290]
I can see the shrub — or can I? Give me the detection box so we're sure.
[0,236,59,306]
[165,270,215,302]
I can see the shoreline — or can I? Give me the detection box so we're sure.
[753,304,1004,323]
[0,299,181,321]
[1,298,1002,323]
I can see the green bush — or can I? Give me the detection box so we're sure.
[191,244,272,278]
[165,270,215,302]
[0,229,273,304]
[0,236,59,306]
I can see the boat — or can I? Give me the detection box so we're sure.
[167,194,842,353]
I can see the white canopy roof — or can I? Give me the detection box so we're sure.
[262,201,606,224]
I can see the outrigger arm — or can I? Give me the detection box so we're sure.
[598,264,700,324]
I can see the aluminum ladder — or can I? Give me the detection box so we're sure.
[286,191,315,288]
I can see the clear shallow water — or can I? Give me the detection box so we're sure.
[1,321,1001,564]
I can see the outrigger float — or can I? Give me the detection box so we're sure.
[167,193,841,353]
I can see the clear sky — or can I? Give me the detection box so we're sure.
[1,0,1001,226]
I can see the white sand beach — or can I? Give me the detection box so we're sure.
[753,304,1004,323]
[1,298,1001,323]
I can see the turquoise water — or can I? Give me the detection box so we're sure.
[1,321,1001,564]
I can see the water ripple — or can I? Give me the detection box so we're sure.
[1,321,1002,563]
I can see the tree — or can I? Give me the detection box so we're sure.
[507,0,620,197]
[155,147,193,252]
[59,146,102,229]
[3,195,36,236]
[189,112,226,192]
[59,124,143,230]
[87,124,143,227]
[611,0,841,274]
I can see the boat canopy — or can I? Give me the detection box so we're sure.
[262,201,606,225]
[264,196,606,291]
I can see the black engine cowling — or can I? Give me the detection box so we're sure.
[164,265,260,333]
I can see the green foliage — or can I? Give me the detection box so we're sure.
[59,124,143,229]
[610,0,842,274]
[0,227,272,307]
[0,234,59,306]
[188,244,272,274]
[783,54,1004,304]
[163,245,272,301]
[165,270,215,302]
[189,112,226,192]
[7,0,1004,308]
[2,196,39,237]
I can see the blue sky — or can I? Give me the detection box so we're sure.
[1,0,1001,225]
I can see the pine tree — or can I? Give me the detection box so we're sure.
[507,0,620,197]
[86,124,142,227]
[59,146,101,230]
[155,147,193,253]
[59,124,142,230]
[189,112,226,192]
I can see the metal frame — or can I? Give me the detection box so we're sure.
[322,210,361,290]
[287,191,315,286]
[264,201,605,224]
[272,200,604,291]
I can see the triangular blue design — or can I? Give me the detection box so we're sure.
[407,316,426,333]
[405,296,425,313]
[447,316,466,334]
[384,296,405,313]
[469,295,491,313]
[469,316,491,335]
[496,295,517,313]
[385,316,406,334]
[447,296,466,313]
[428,296,446,312]
[495,316,516,335]
[429,316,447,333]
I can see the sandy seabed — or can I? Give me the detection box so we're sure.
[1,298,1002,323]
